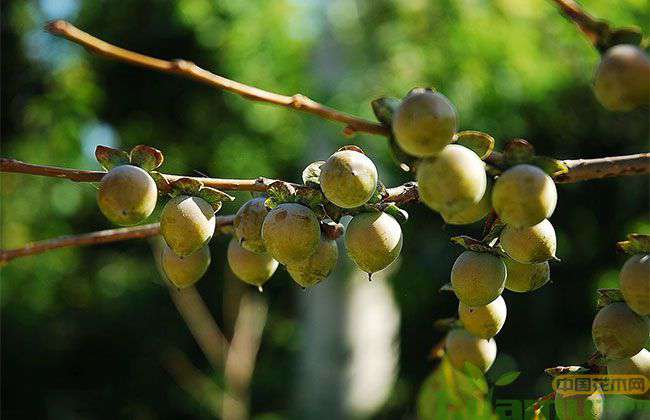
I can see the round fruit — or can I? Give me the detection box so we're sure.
[392,90,458,157]
[160,195,216,257]
[458,295,507,339]
[227,237,278,288]
[416,144,487,216]
[261,203,320,265]
[97,165,157,226]
[161,244,210,289]
[345,212,403,274]
[504,258,550,293]
[607,348,650,400]
[233,197,268,254]
[500,219,557,263]
[319,150,378,209]
[620,254,650,315]
[287,236,339,288]
[592,302,649,359]
[442,181,492,225]
[554,386,603,420]
[492,164,557,228]
[451,251,507,307]
[445,328,497,374]
[594,44,650,112]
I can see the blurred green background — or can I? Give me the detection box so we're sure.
[1,0,649,419]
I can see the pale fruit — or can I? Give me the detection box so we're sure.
[345,212,403,274]
[620,254,650,315]
[160,195,216,257]
[504,258,550,293]
[392,90,458,157]
[445,328,497,373]
[161,244,210,289]
[500,219,557,263]
[607,348,650,400]
[492,164,557,228]
[233,197,268,254]
[227,237,278,288]
[458,295,507,339]
[98,165,157,226]
[594,44,650,112]
[416,144,487,216]
[451,251,507,307]
[442,181,492,225]
[592,302,649,359]
[287,236,339,287]
[319,150,378,209]
[554,386,603,420]
[261,203,320,265]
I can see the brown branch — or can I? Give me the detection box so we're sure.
[46,20,388,137]
[555,153,650,183]
[549,0,606,46]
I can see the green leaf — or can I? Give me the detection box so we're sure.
[149,171,171,195]
[95,145,130,171]
[367,181,388,204]
[503,139,535,164]
[596,288,626,309]
[266,181,297,204]
[264,196,279,210]
[295,187,324,210]
[370,97,401,126]
[301,161,325,186]
[130,145,164,171]
[382,203,408,224]
[195,187,235,212]
[454,131,495,160]
[494,371,521,386]
[450,236,506,257]
[169,177,203,197]
[617,233,650,254]
[532,156,569,177]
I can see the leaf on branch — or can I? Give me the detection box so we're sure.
[389,136,417,172]
[266,181,297,206]
[597,26,644,53]
[169,177,203,196]
[195,187,235,212]
[503,139,535,164]
[454,131,495,160]
[95,145,130,171]
[295,187,324,210]
[370,97,401,126]
[544,366,589,377]
[367,181,388,204]
[149,171,171,194]
[130,145,164,171]
[337,145,365,154]
[596,288,626,309]
[533,156,569,177]
[494,371,521,387]
[616,233,650,255]
[302,161,325,187]
[381,203,409,225]
[450,235,506,257]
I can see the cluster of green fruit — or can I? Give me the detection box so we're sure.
[594,44,650,112]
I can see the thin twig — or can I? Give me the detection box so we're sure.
[46,20,388,137]
[549,0,606,46]
[555,153,650,183]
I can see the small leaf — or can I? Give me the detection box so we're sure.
[130,145,164,171]
[95,145,129,171]
[149,171,171,194]
[532,156,569,177]
[367,181,388,205]
[596,288,626,309]
[337,145,365,154]
[323,201,346,223]
[494,371,521,386]
[382,203,409,224]
[295,187,324,209]
[195,186,234,212]
[454,131,495,160]
[450,235,505,257]
[169,177,203,197]
[264,196,279,210]
[371,97,401,126]
[617,233,650,254]
[439,283,454,293]
[266,181,297,204]
[389,136,418,172]
[302,161,325,186]
[503,139,535,164]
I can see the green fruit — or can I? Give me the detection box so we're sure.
[492,164,557,228]
[227,237,278,288]
[554,386,603,420]
[620,254,650,315]
[504,258,550,293]
[161,244,210,289]
[445,328,497,374]
[160,195,216,257]
[345,212,403,274]
[319,150,378,209]
[233,197,268,254]
[287,236,338,287]
[592,302,649,359]
[607,348,650,400]
[451,251,507,307]
[392,90,457,157]
[500,219,557,263]
[261,203,320,265]
[458,295,507,339]
[442,181,492,225]
[97,165,157,226]
[417,144,487,216]
[594,44,650,112]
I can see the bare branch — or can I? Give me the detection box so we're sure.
[46,20,388,137]
[549,0,606,46]
[555,153,650,183]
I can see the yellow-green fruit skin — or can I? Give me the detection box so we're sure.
[233,197,268,254]
[620,254,650,315]
[607,348,650,400]
[392,90,458,157]
[458,295,507,339]
[442,181,492,225]
[161,244,210,289]
[227,238,278,287]
[504,258,550,293]
[97,165,157,226]
[594,44,650,112]
[345,212,403,274]
[492,164,557,228]
[592,302,649,359]
[500,219,557,263]
[160,195,216,257]
[287,236,338,287]
[445,328,497,374]
[554,386,604,420]
[416,145,487,216]
[319,150,378,209]
[451,251,507,307]
[261,203,320,265]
